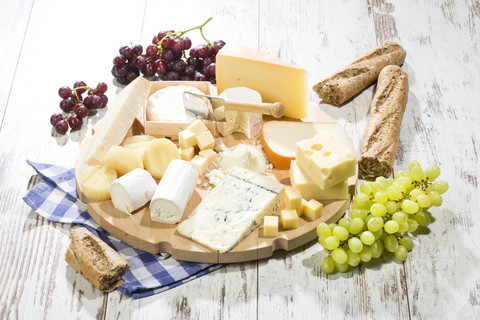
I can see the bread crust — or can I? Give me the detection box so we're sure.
[65,227,130,292]
[358,65,409,178]
[313,42,406,106]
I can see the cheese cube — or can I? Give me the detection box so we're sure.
[290,160,349,200]
[196,130,215,150]
[303,199,323,221]
[296,133,356,190]
[214,106,226,121]
[263,216,279,237]
[187,119,208,135]
[297,199,307,217]
[180,147,195,161]
[198,149,217,166]
[280,209,298,230]
[286,188,302,210]
[179,129,197,149]
[191,155,209,175]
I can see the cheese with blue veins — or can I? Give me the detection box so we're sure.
[177,167,285,253]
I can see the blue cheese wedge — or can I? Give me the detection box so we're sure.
[178,167,285,253]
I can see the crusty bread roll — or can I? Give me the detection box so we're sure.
[65,227,130,292]
[313,41,406,106]
[359,65,409,178]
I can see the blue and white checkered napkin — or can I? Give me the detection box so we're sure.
[23,160,223,299]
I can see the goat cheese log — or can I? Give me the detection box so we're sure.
[359,65,408,179]
[312,41,406,106]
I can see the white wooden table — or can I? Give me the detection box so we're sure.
[1,0,479,318]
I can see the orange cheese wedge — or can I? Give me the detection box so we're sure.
[260,121,352,169]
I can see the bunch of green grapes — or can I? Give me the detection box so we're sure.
[317,160,449,274]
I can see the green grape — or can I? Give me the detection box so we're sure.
[396,170,410,178]
[372,229,383,240]
[317,223,332,239]
[364,214,374,225]
[371,203,387,217]
[384,235,399,252]
[414,211,431,227]
[425,165,440,181]
[333,226,349,241]
[360,182,375,197]
[409,188,425,201]
[424,184,433,193]
[348,237,363,253]
[353,193,370,208]
[367,216,384,232]
[329,223,337,231]
[347,250,361,266]
[386,201,398,214]
[392,182,407,194]
[410,166,426,182]
[416,194,432,208]
[386,178,395,186]
[366,200,375,211]
[332,248,348,264]
[407,219,419,232]
[384,220,400,234]
[360,231,375,245]
[359,246,372,262]
[395,245,408,262]
[350,208,368,220]
[397,177,413,189]
[398,221,409,233]
[374,191,389,204]
[338,217,350,229]
[374,177,389,190]
[324,236,340,250]
[387,185,402,201]
[392,211,408,224]
[429,191,443,206]
[321,256,336,274]
[348,218,364,234]
[408,160,421,171]
[335,261,350,273]
[318,237,327,247]
[402,199,419,214]
[432,181,449,194]
[370,240,384,258]
[399,235,414,251]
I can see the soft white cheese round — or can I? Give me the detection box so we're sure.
[146,85,204,122]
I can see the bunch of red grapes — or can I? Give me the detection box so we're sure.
[50,81,108,135]
[111,27,225,85]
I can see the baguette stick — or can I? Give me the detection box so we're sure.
[65,227,130,292]
[359,65,408,179]
[313,41,406,106]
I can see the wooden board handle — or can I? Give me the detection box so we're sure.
[224,100,285,118]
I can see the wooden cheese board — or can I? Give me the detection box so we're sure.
[75,105,357,263]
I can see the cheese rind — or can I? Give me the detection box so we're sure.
[290,160,349,200]
[263,216,279,237]
[296,133,356,190]
[216,43,307,119]
[178,167,284,253]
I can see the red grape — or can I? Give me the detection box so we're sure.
[75,104,89,118]
[162,38,172,49]
[142,64,156,77]
[195,45,208,58]
[96,82,108,94]
[134,56,147,69]
[126,70,139,82]
[152,35,159,44]
[203,56,214,67]
[183,37,192,50]
[50,113,64,126]
[133,44,143,55]
[162,49,174,62]
[213,40,225,53]
[206,45,215,57]
[164,71,179,80]
[155,61,168,75]
[119,45,128,54]
[122,47,134,59]
[116,77,129,85]
[58,86,72,99]
[194,72,208,81]
[113,55,126,66]
[68,115,83,130]
[171,39,184,52]
[173,60,186,73]
[60,99,75,112]
[179,75,191,81]
[206,63,216,75]
[116,65,128,77]
[146,44,158,56]
[74,81,87,94]
[187,56,200,66]
[99,94,108,108]
[185,65,195,77]
[55,120,69,135]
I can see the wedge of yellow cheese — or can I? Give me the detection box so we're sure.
[104,146,143,177]
[80,165,117,201]
[216,43,307,119]
[143,138,180,179]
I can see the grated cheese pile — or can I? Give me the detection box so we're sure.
[204,143,272,187]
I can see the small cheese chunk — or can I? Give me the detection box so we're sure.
[290,160,349,200]
[297,199,307,217]
[263,216,279,237]
[143,138,181,179]
[122,135,156,158]
[280,209,298,230]
[104,146,143,177]
[80,165,117,201]
[214,106,226,121]
[187,119,208,135]
[180,147,195,161]
[296,133,356,190]
[286,188,302,210]
[196,130,215,150]
[198,149,217,166]
[179,129,197,149]
[191,155,209,175]
[303,199,323,221]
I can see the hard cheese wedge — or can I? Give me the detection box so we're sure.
[81,76,151,165]
[178,167,285,253]
[261,121,354,169]
[216,43,307,119]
